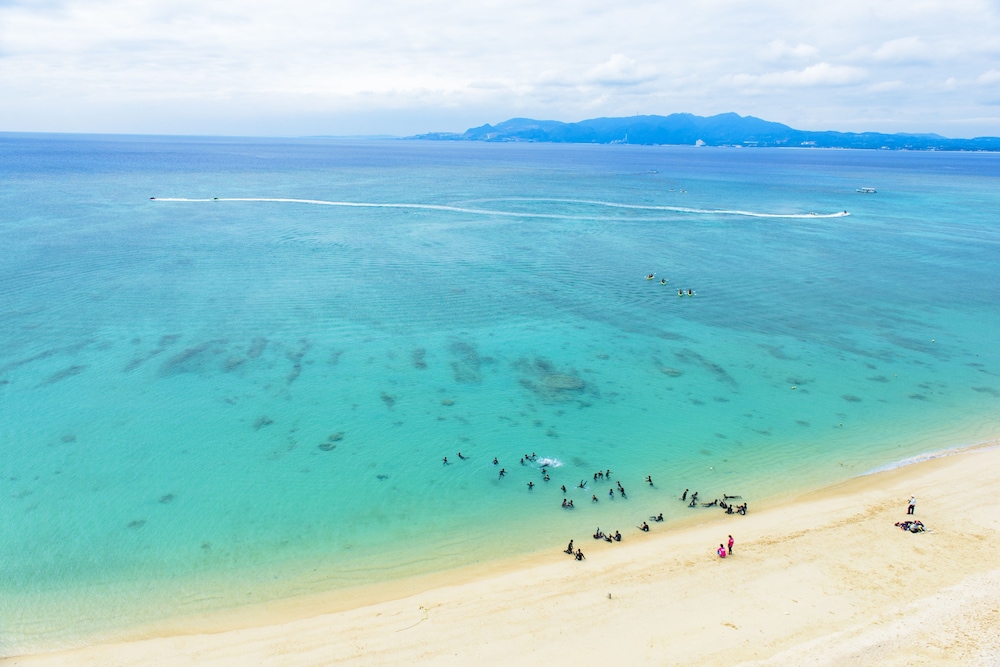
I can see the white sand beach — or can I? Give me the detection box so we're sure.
[7,442,1000,666]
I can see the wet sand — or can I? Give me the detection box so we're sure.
[7,442,1000,666]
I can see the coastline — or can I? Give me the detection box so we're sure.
[7,438,1000,666]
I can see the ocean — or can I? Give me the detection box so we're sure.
[1,135,998,655]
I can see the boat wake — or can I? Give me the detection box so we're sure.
[150,197,849,220]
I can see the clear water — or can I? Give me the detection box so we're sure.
[2,135,999,654]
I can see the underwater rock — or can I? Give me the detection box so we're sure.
[674,349,737,388]
[61,434,76,443]
[224,356,245,372]
[380,392,396,408]
[841,395,862,403]
[449,340,482,383]
[40,365,86,386]
[328,432,345,442]
[158,494,175,504]
[413,348,427,370]
[543,374,585,391]
[318,443,337,451]
[440,399,455,406]
[127,519,146,529]
[253,415,274,430]
[660,367,684,377]
[160,342,217,376]
[247,337,267,359]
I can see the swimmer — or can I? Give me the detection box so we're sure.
[442,456,449,465]
[520,457,525,465]
[457,452,467,460]
[544,474,550,481]
[646,273,655,280]
[562,499,568,507]
[681,489,688,501]
[645,475,653,485]
[651,513,664,522]
[660,278,666,285]
[564,540,574,554]
[568,499,574,508]
[575,548,585,561]
[609,488,615,499]
[578,480,586,489]
[689,498,697,507]
[614,531,621,541]
[604,534,613,543]
[561,485,567,493]
[619,488,627,499]
[606,469,611,478]
[498,468,506,479]
[492,457,498,465]
[638,521,649,532]
[593,528,604,539]
[691,492,699,502]
[592,494,599,503]
[527,481,534,490]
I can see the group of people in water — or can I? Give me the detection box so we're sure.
[644,273,697,296]
[680,489,748,515]
[443,451,751,563]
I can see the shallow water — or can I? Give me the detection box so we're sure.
[1,136,998,654]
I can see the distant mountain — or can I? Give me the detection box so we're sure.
[413,113,1000,151]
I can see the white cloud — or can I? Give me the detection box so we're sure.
[872,37,930,64]
[585,55,658,86]
[759,39,819,62]
[730,63,868,88]
[978,69,1000,84]
[0,0,998,136]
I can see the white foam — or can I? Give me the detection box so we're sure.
[860,441,1000,476]
[150,197,849,220]
[534,457,563,468]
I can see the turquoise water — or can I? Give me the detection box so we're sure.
[2,136,999,654]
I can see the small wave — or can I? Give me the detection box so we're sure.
[150,197,849,220]
[860,440,1000,476]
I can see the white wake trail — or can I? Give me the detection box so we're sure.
[150,197,849,220]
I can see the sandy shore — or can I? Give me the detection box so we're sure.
[7,442,1000,666]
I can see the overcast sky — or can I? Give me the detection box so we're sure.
[1,0,999,137]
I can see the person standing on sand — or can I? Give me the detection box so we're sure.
[727,535,734,555]
[907,495,916,515]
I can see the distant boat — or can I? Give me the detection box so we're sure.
[856,187,877,193]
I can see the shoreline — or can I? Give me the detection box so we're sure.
[7,438,1000,665]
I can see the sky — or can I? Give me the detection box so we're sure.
[1,0,999,137]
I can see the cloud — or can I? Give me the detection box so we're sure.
[872,37,930,65]
[978,69,1000,85]
[585,55,658,86]
[0,0,998,136]
[759,39,818,62]
[730,63,868,89]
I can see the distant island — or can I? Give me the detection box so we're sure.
[413,113,1000,151]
